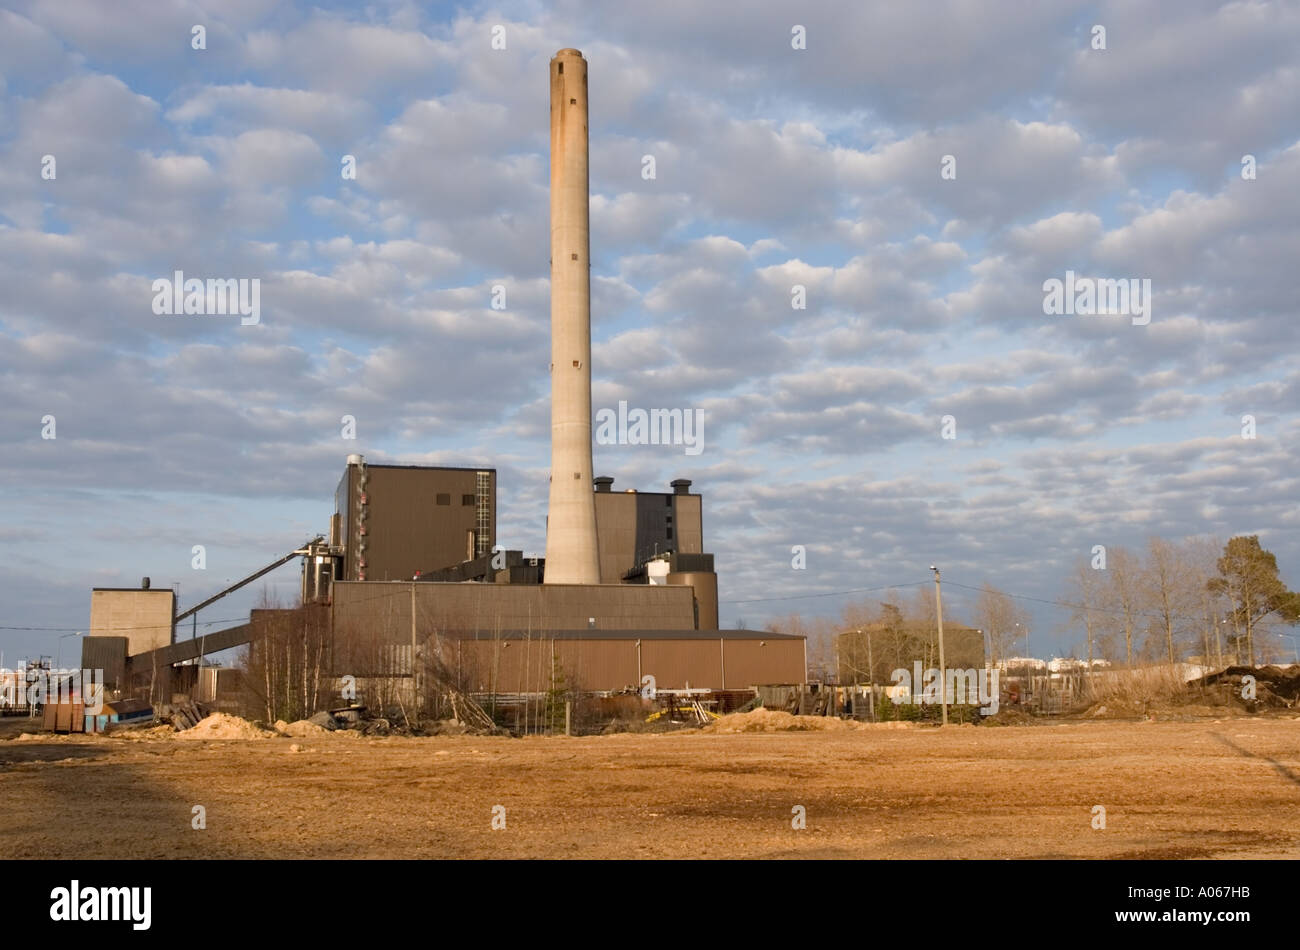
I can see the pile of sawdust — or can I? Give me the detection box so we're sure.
[111,725,175,741]
[705,708,867,733]
[174,713,273,740]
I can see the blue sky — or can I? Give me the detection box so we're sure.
[1,0,1298,665]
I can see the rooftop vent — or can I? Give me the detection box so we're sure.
[670,479,692,495]
[594,476,614,492]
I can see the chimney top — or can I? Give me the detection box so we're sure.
[670,479,693,495]
[594,476,614,492]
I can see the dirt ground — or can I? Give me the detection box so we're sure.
[1,718,1298,859]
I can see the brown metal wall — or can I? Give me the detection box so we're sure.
[362,467,488,581]
[330,581,698,673]
[640,639,721,690]
[331,581,695,633]
[554,638,640,692]
[450,636,803,692]
[722,638,806,688]
[666,570,718,630]
[342,466,496,581]
[328,584,804,690]
[81,636,128,689]
[594,492,637,583]
[453,637,642,693]
[673,494,703,554]
[594,490,703,583]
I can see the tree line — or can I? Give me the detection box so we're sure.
[767,534,1298,674]
[1064,535,1298,667]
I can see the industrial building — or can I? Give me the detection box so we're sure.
[88,585,174,655]
[76,48,806,719]
[332,458,496,582]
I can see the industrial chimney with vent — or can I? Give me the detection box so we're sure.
[544,48,601,584]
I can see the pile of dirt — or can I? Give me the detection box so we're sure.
[1202,665,1300,707]
[111,725,176,741]
[704,708,866,733]
[980,708,1039,726]
[277,719,331,738]
[174,713,274,740]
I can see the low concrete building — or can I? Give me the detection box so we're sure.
[89,587,174,655]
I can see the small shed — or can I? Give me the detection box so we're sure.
[85,698,154,734]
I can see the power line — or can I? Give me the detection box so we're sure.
[723,579,930,605]
[941,579,1224,627]
[721,574,1236,632]
[0,616,252,634]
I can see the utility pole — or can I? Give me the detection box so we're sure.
[410,582,418,713]
[866,627,876,722]
[931,566,947,726]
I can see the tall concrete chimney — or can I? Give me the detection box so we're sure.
[544,48,600,584]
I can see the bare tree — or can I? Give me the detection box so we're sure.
[910,586,938,669]
[1065,559,1104,668]
[240,595,331,723]
[1182,536,1224,665]
[1145,537,1194,665]
[972,582,1023,666]
[1103,546,1142,667]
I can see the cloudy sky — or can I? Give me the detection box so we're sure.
[2,0,1297,663]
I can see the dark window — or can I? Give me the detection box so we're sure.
[557,62,563,74]
[666,516,673,524]
[462,494,475,506]
[436,493,450,506]
[666,528,674,540]
[665,496,671,507]
[570,98,576,104]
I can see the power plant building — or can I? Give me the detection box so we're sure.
[89,587,174,655]
[331,456,496,582]
[80,47,806,708]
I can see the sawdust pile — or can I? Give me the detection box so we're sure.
[174,713,274,740]
[704,708,913,733]
[112,725,176,740]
